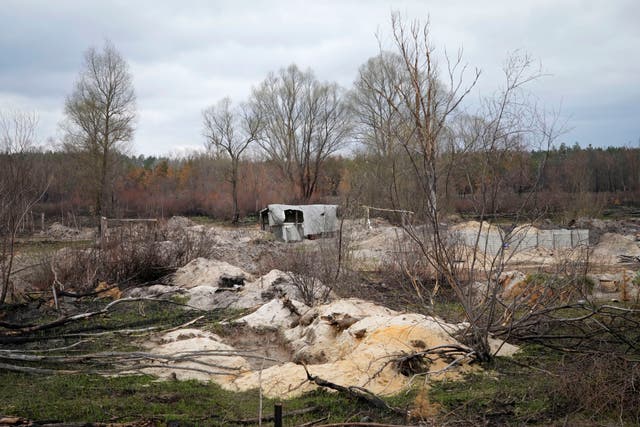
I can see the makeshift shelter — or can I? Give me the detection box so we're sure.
[260,204,339,242]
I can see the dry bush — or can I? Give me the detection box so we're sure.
[364,260,434,315]
[31,222,218,294]
[549,354,640,424]
[381,248,434,307]
[278,244,336,306]
[274,228,357,306]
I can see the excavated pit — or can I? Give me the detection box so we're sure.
[216,323,293,370]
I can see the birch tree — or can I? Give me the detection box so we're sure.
[63,41,136,218]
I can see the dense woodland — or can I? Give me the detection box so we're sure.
[26,143,640,223]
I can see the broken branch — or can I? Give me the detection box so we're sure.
[303,365,406,416]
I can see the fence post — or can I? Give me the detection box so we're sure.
[100,216,108,247]
[365,206,370,229]
[274,403,282,427]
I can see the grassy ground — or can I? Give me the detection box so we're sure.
[5,339,636,426]
[0,298,412,426]
[430,353,561,426]
[0,373,411,426]
[188,215,258,228]
[14,239,94,256]
[430,345,640,426]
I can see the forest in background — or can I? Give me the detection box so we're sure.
[23,142,640,224]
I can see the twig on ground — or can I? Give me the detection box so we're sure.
[302,365,406,417]
[296,414,330,426]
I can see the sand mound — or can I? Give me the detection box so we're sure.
[235,305,496,397]
[140,328,251,382]
[172,258,255,289]
[238,298,310,330]
[449,220,500,233]
[156,261,334,310]
[142,298,493,399]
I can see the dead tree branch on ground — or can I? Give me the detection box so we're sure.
[303,365,407,417]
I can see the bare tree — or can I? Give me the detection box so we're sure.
[351,51,408,159]
[385,14,480,221]
[452,53,564,350]
[350,52,411,208]
[251,64,352,203]
[371,14,565,361]
[202,98,261,223]
[62,40,136,218]
[0,111,47,304]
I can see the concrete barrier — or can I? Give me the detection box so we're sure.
[453,227,589,256]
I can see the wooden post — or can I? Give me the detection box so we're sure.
[365,206,370,229]
[51,283,59,311]
[274,403,282,427]
[41,212,45,233]
[100,216,108,247]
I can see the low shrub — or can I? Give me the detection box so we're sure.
[30,221,219,294]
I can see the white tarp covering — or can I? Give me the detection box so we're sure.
[262,204,339,239]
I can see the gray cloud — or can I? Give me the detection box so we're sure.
[1,0,638,154]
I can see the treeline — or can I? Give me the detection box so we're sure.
[542,144,640,193]
[32,143,640,222]
[35,151,341,221]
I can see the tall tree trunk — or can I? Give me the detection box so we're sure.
[231,159,240,224]
[100,147,108,218]
[0,234,15,305]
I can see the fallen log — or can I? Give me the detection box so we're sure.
[302,365,406,417]
[0,297,203,337]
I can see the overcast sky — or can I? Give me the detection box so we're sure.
[1,0,638,156]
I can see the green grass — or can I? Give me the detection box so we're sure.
[188,215,259,228]
[0,372,411,426]
[432,300,467,323]
[523,271,595,293]
[431,360,557,425]
[633,271,640,287]
[188,216,220,225]
[0,373,259,424]
[430,344,640,426]
[1,300,235,366]
[14,239,94,256]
